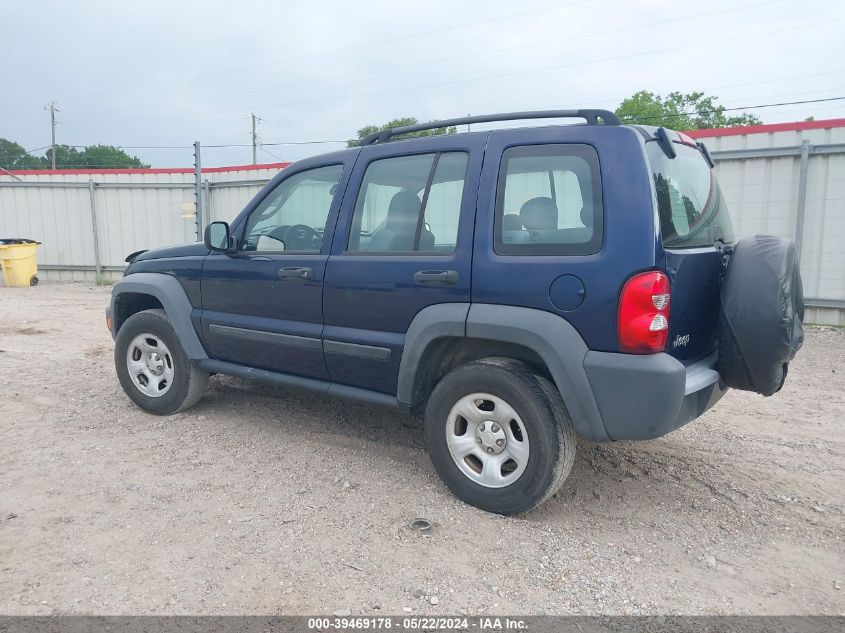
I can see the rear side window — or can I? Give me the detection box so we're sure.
[347,151,468,253]
[494,144,602,256]
[646,142,735,248]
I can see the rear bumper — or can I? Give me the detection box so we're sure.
[583,350,726,441]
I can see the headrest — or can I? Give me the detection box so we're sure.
[387,191,422,224]
[519,197,558,230]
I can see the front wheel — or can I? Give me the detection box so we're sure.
[114,309,208,415]
[424,358,576,515]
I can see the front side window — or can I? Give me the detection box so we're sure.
[494,144,603,256]
[347,151,468,253]
[240,164,343,253]
[646,142,735,248]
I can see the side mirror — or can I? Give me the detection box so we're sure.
[204,221,231,251]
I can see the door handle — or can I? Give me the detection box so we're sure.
[413,270,459,286]
[278,266,313,281]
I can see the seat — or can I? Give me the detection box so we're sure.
[580,205,593,228]
[365,191,434,252]
[502,213,523,231]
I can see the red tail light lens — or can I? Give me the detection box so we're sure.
[618,271,671,354]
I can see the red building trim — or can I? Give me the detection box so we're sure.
[684,118,845,138]
[6,161,291,176]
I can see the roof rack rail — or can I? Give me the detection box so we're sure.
[360,109,622,146]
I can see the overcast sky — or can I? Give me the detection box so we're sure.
[2,0,844,167]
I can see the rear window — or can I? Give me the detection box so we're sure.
[494,144,603,256]
[646,141,734,249]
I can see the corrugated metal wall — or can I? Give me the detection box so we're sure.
[0,167,281,281]
[696,123,845,324]
[1,122,843,323]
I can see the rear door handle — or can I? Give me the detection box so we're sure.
[278,266,313,281]
[414,270,459,286]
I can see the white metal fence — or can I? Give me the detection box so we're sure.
[0,164,285,281]
[2,121,843,323]
[689,122,845,325]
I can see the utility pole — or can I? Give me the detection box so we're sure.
[46,102,59,169]
[250,113,261,165]
[193,142,203,242]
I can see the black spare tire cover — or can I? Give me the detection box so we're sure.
[717,236,804,396]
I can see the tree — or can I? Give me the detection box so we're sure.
[45,144,149,169]
[347,117,457,148]
[0,138,43,169]
[77,145,149,169]
[615,91,762,130]
[0,138,150,170]
[44,144,82,168]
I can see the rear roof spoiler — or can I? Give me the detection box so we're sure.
[654,126,716,168]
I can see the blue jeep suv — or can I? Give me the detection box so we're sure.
[107,110,803,514]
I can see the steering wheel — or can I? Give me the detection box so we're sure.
[284,224,320,251]
[242,225,288,251]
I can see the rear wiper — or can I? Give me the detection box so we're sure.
[698,142,715,168]
[655,127,676,159]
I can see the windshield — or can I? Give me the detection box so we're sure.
[646,141,734,249]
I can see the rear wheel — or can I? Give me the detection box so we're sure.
[114,309,208,415]
[424,358,576,515]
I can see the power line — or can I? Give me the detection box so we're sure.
[260,146,287,162]
[87,0,592,101]
[23,140,348,152]
[26,96,845,155]
[262,18,845,113]
[627,96,845,123]
[109,15,843,126]
[104,0,781,119]
[190,68,845,144]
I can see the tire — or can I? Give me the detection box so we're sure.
[717,235,804,396]
[114,309,208,415]
[30,275,38,286]
[424,358,576,515]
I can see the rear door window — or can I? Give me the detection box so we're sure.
[646,142,735,248]
[347,151,468,253]
[494,144,603,256]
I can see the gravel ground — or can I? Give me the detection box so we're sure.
[0,282,843,616]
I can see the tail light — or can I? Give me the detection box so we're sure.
[618,271,670,354]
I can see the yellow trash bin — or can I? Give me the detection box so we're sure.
[0,239,41,287]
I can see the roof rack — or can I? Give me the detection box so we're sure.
[360,109,622,146]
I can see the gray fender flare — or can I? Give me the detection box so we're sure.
[110,272,208,360]
[397,303,470,407]
[465,304,609,442]
[397,303,610,442]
